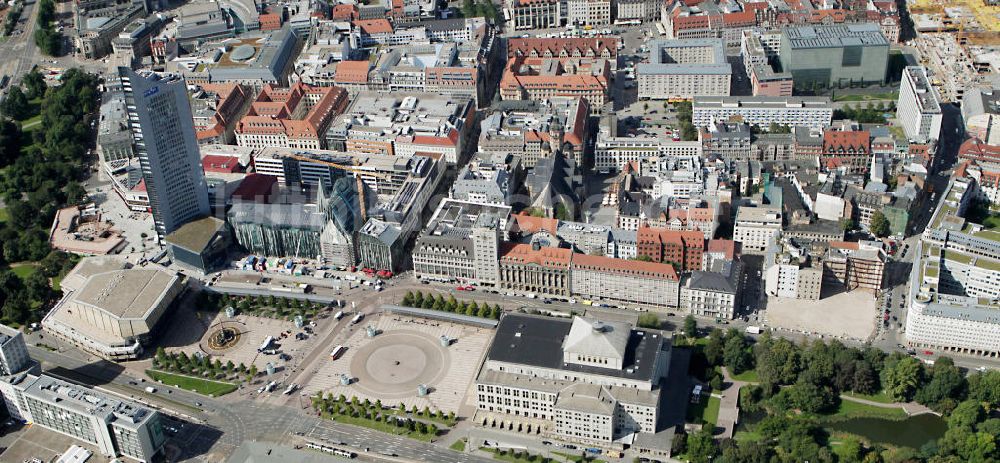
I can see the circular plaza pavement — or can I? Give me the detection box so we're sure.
[348,330,450,398]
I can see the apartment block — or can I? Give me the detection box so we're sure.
[570,254,681,307]
[692,96,833,129]
[733,206,782,254]
[637,39,732,100]
[235,82,350,150]
[500,56,610,112]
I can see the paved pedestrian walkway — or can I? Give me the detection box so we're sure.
[716,367,746,439]
[839,394,936,416]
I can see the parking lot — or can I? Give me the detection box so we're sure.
[0,423,104,462]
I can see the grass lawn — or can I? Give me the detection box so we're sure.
[449,439,466,452]
[832,92,899,102]
[843,390,894,404]
[731,369,759,382]
[981,214,1000,231]
[19,114,42,131]
[687,395,722,427]
[0,207,7,223]
[550,450,607,462]
[733,430,762,442]
[483,448,549,463]
[146,370,237,397]
[326,413,434,442]
[10,262,39,279]
[822,398,908,421]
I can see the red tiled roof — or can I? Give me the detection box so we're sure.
[232,173,277,202]
[259,13,281,31]
[829,241,860,250]
[335,60,371,84]
[668,207,715,223]
[722,10,756,26]
[201,155,242,174]
[410,133,457,147]
[499,243,572,267]
[354,19,393,35]
[572,253,679,280]
[823,130,870,152]
[332,3,357,20]
[507,37,619,60]
[707,239,739,259]
[959,138,1000,165]
[511,213,559,235]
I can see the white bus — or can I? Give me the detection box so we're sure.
[330,345,346,360]
[265,381,278,392]
[258,336,274,352]
[351,313,364,324]
[334,310,344,320]
[283,384,297,395]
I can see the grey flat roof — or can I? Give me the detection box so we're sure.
[782,23,889,49]
[637,38,732,76]
[486,313,664,383]
[73,269,179,319]
[693,95,832,109]
[923,302,1000,324]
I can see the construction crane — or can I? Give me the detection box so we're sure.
[284,153,394,223]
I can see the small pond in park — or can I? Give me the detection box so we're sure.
[737,410,947,449]
[824,413,947,449]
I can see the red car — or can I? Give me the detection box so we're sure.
[923,350,934,356]
[456,286,466,291]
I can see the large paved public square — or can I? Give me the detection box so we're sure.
[764,289,878,342]
[299,313,493,413]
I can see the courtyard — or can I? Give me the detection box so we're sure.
[299,313,493,414]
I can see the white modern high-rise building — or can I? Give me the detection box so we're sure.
[118,67,209,238]
[897,66,942,143]
[0,324,30,376]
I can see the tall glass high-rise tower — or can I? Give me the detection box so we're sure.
[118,67,209,238]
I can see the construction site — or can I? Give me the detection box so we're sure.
[909,0,1000,101]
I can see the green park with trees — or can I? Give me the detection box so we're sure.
[671,321,1000,463]
[312,394,451,441]
[400,290,503,320]
[33,0,62,56]
[833,101,896,125]
[194,290,329,323]
[460,0,499,21]
[0,68,97,327]
[151,346,251,394]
